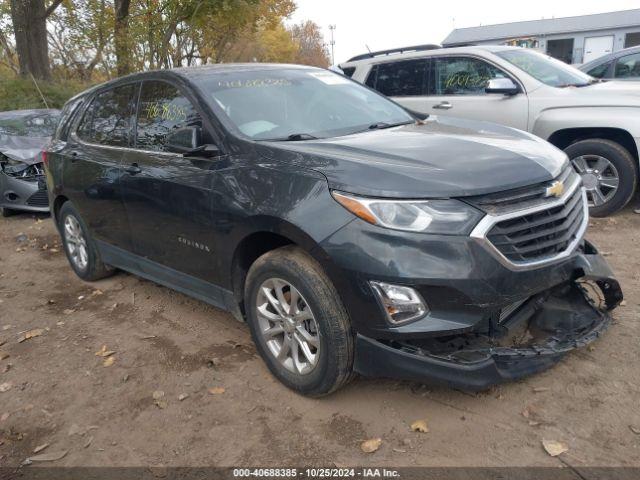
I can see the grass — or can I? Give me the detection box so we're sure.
[0,75,91,111]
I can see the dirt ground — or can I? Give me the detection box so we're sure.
[0,208,639,469]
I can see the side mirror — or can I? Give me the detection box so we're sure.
[485,78,519,96]
[165,126,202,154]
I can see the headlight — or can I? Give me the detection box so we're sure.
[332,191,483,235]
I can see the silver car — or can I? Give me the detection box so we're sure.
[0,109,60,216]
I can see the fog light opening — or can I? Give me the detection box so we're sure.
[370,281,428,325]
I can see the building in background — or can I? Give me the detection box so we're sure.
[442,9,640,65]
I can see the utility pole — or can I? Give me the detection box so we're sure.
[329,25,336,65]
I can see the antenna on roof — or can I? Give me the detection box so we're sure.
[365,44,372,54]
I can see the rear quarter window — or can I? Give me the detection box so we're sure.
[55,97,85,141]
[364,59,427,97]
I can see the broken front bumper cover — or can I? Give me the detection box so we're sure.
[353,249,623,390]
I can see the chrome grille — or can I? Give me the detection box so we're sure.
[486,186,585,263]
[470,169,588,270]
[466,165,576,215]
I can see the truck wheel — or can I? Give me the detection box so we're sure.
[244,245,355,397]
[565,139,637,217]
[58,202,114,281]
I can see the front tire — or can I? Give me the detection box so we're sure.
[566,139,637,217]
[58,202,114,281]
[245,246,354,396]
[1,207,16,217]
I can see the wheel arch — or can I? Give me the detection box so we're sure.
[228,218,343,321]
[547,127,639,163]
[52,194,70,224]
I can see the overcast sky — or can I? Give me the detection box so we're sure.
[288,0,640,64]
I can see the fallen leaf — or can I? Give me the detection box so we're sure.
[522,406,531,418]
[63,309,75,315]
[68,424,83,436]
[410,419,429,433]
[19,329,44,343]
[102,357,115,367]
[361,438,382,453]
[392,448,407,453]
[152,390,165,400]
[620,300,627,306]
[27,450,68,463]
[208,387,225,395]
[629,425,640,435]
[84,436,93,448]
[542,439,568,457]
[533,387,550,393]
[178,393,189,401]
[1,412,9,421]
[33,443,50,453]
[92,290,103,296]
[0,351,9,361]
[95,345,115,357]
[0,382,11,393]
[528,420,541,427]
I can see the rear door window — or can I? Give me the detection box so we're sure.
[135,80,202,152]
[431,57,508,95]
[365,59,427,96]
[614,53,640,78]
[77,84,137,147]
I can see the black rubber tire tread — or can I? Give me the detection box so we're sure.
[244,245,355,397]
[565,138,638,217]
[58,201,115,281]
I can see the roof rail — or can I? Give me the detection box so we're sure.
[346,44,441,62]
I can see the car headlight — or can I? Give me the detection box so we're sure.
[332,191,483,235]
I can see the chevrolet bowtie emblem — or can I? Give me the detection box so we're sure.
[545,180,565,198]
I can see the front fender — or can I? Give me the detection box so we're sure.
[532,107,640,141]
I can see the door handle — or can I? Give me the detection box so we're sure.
[69,151,80,162]
[126,163,142,175]
[433,101,453,110]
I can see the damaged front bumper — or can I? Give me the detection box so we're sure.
[353,246,623,390]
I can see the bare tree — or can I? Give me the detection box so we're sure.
[10,0,64,80]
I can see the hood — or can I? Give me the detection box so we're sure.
[552,80,640,106]
[261,116,567,198]
[0,134,51,164]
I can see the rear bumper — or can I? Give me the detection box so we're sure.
[353,248,622,390]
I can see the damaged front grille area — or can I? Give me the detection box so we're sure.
[380,281,612,366]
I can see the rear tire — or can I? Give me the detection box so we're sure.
[58,202,114,281]
[565,139,637,217]
[244,245,355,396]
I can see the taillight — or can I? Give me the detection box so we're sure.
[41,151,48,167]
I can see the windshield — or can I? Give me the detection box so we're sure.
[496,49,595,88]
[195,68,414,140]
[0,111,60,136]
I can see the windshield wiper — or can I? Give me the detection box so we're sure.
[368,121,413,130]
[285,133,319,141]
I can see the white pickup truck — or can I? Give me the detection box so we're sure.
[341,45,640,216]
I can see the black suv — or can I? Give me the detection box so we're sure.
[45,65,622,396]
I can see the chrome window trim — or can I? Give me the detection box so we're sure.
[470,175,588,271]
[69,131,179,158]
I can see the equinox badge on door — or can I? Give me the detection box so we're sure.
[178,236,211,253]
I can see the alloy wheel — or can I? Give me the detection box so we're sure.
[571,155,620,207]
[256,278,320,375]
[64,215,88,271]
